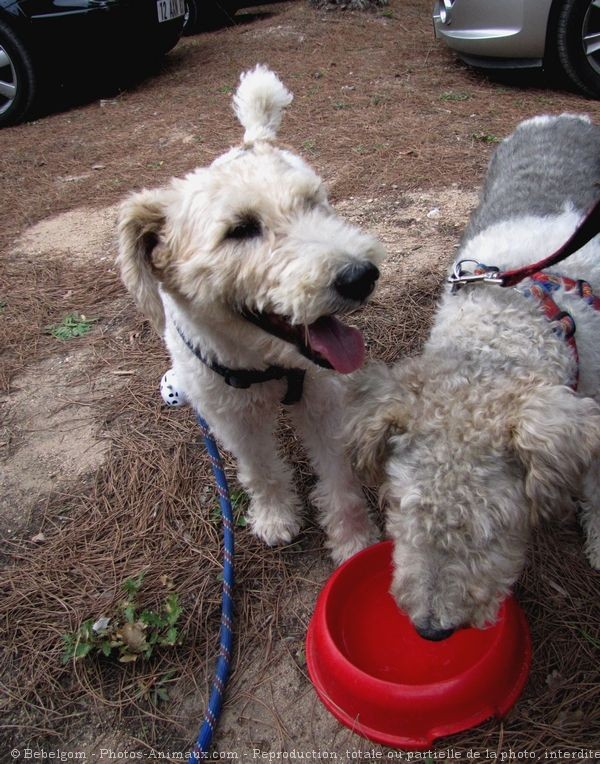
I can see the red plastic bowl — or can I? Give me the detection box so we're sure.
[306,541,531,749]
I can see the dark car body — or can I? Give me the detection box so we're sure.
[0,0,185,125]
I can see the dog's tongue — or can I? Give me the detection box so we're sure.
[307,316,365,373]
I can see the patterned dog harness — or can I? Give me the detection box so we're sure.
[522,273,600,381]
[448,198,600,391]
[464,264,600,390]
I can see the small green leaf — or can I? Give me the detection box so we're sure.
[140,609,164,628]
[230,489,246,507]
[101,640,112,657]
[46,313,97,341]
[164,593,182,626]
[472,131,500,143]
[80,619,95,641]
[122,573,145,597]
[74,641,93,659]
[62,632,75,648]
[61,634,77,663]
[161,626,178,646]
[123,604,136,623]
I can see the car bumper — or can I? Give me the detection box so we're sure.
[432,0,554,65]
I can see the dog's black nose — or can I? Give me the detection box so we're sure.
[334,262,380,302]
[415,624,456,642]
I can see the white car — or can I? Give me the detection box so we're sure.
[433,0,600,98]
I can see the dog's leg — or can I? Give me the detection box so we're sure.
[288,374,378,565]
[580,459,600,569]
[203,404,303,547]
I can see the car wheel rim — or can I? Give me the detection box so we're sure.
[583,0,600,76]
[0,44,17,116]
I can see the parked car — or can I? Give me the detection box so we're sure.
[432,0,600,99]
[0,0,186,127]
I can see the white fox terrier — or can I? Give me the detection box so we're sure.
[347,114,600,638]
[118,65,384,563]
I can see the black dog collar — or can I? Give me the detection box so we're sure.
[174,322,305,405]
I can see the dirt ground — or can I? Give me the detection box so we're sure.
[1,0,600,759]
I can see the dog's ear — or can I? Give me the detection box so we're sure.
[512,385,600,524]
[233,64,293,144]
[117,187,174,334]
[345,361,416,486]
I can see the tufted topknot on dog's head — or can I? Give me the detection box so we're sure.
[232,64,293,145]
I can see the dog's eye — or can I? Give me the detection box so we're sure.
[227,217,262,240]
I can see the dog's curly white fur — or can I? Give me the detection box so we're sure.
[118,65,384,564]
[346,114,600,636]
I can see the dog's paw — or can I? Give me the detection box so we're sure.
[249,504,302,547]
[328,524,380,567]
[584,541,600,570]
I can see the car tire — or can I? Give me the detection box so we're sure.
[0,20,36,127]
[183,0,238,34]
[555,0,600,98]
[183,0,200,34]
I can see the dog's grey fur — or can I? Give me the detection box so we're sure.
[465,115,600,238]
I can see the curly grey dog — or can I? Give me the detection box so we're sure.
[347,114,600,639]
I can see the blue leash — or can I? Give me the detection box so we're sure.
[188,414,235,762]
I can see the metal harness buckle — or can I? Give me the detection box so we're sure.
[448,259,504,293]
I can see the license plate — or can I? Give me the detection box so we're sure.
[157,0,185,22]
